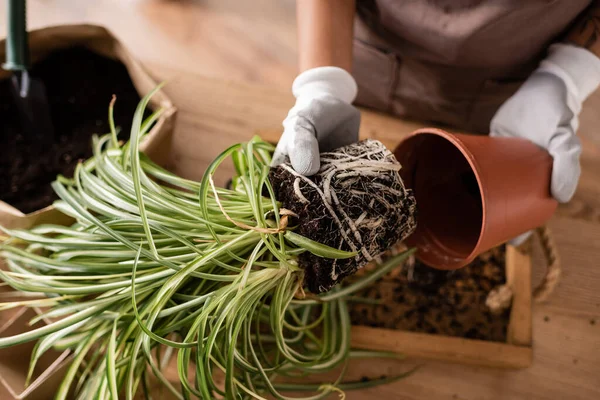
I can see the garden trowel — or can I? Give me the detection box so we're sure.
[3,0,54,150]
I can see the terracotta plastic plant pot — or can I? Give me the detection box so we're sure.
[394,128,558,270]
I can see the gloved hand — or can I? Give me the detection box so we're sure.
[271,66,361,176]
[490,43,600,245]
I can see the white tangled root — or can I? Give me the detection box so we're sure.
[277,139,417,287]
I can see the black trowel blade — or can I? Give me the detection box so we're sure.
[10,70,54,148]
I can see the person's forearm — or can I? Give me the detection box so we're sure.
[296,0,355,73]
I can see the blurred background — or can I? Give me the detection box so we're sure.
[0,0,299,89]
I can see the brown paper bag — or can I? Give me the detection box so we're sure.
[1,260,72,400]
[0,308,72,400]
[0,24,176,230]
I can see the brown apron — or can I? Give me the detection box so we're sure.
[352,0,592,134]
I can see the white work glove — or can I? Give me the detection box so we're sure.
[490,43,600,245]
[271,66,361,176]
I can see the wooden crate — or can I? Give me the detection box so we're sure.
[349,244,534,369]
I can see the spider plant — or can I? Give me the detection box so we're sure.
[0,86,415,399]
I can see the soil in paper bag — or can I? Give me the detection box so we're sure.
[0,46,149,214]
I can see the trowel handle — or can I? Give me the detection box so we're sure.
[3,0,28,71]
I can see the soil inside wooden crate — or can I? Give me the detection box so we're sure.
[0,46,148,214]
[349,245,510,342]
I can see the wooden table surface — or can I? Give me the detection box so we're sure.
[141,63,600,400]
[1,1,599,398]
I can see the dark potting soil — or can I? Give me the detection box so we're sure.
[348,245,509,342]
[269,139,418,294]
[0,46,148,214]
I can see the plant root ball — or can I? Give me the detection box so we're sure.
[269,139,417,294]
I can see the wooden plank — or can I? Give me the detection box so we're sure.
[506,245,533,346]
[350,326,532,369]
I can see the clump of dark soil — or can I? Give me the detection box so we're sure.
[269,139,418,294]
[0,46,147,214]
[348,245,509,341]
